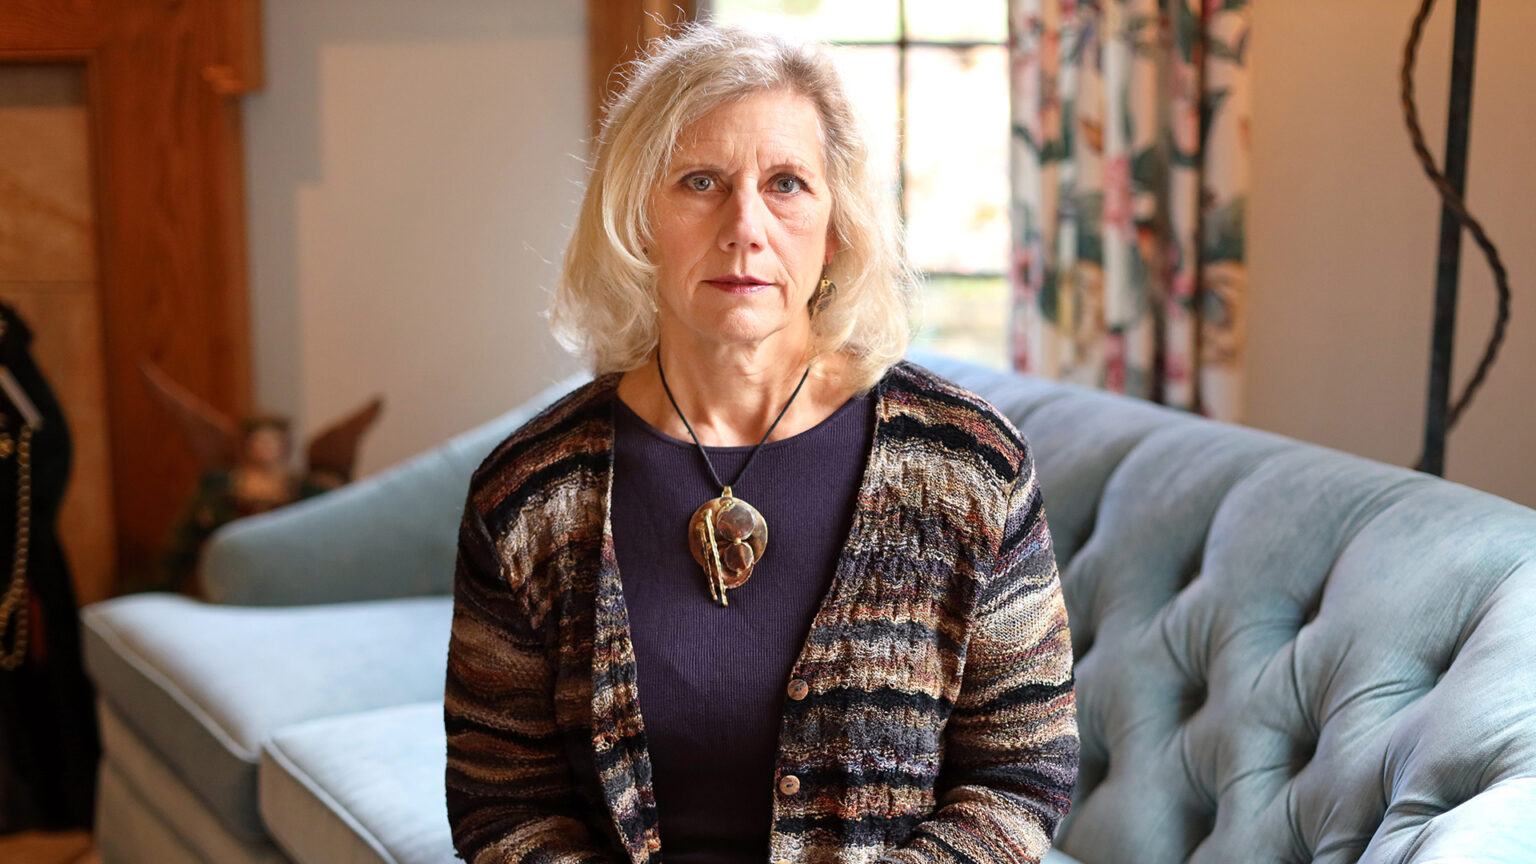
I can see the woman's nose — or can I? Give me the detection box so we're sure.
[718,187,767,252]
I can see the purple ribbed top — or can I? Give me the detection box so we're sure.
[610,391,874,864]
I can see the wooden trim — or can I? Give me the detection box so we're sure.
[1,0,261,594]
[0,49,94,62]
[0,4,107,49]
[587,0,697,142]
[205,0,264,94]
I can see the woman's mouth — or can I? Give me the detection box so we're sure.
[705,276,772,294]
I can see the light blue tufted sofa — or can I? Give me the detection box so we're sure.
[80,355,1536,863]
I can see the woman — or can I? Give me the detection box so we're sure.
[446,24,1077,864]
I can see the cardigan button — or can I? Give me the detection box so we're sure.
[786,678,809,701]
[778,774,801,796]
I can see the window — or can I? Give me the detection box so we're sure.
[704,0,1011,368]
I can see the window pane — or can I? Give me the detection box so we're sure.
[903,45,1009,274]
[904,0,1007,43]
[827,45,900,196]
[912,275,1009,369]
[706,0,900,44]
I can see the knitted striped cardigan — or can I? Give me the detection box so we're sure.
[445,360,1078,864]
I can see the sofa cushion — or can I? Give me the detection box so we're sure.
[260,702,456,864]
[82,593,452,841]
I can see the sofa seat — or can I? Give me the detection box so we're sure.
[256,699,1085,864]
[82,593,453,843]
[259,702,456,864]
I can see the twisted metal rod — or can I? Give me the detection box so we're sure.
[1400,0,1511,470]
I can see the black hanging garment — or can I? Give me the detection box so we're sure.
[0,301,99,832]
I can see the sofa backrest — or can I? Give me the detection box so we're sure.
[922,355,1536,863]
[200,374,590,606]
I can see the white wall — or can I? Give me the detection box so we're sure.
[245,0,587,477]
[1247,0,1536,508]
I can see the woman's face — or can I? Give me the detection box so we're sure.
[647,89,836,354]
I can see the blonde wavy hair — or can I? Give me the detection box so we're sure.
[548,23,919,392]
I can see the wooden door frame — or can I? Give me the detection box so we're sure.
[587,0,698,141]
[0,1,261,594]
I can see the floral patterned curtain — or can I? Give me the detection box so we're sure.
[1008,0,1250,419]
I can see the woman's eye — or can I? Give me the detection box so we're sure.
[685,175,715,192]
[772,175,805,194]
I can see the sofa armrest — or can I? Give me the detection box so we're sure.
[200,375,588,606]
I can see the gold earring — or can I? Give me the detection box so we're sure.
[811,277,837,315]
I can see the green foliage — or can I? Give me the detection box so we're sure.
[1013,123,1071,163]
[1206,31,1250,64]
[1202,285,1234,329]
[1132,145,1162,191]
[1175,0,1199,64]
[1040,267,1060,323]
[1201,87,1230,151]
[1204,196,1246,263]
[1125,13,1161,58]
[1074,191,1105,264]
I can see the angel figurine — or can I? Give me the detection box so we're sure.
[140,361,383,594]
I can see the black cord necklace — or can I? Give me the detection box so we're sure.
[657,350,812,606]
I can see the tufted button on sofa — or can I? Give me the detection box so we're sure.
[81,356,1536,863]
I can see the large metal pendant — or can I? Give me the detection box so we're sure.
[687,487,767,606]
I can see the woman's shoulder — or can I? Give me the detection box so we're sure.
[877,359,1033,484]
[463,373,621,528]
